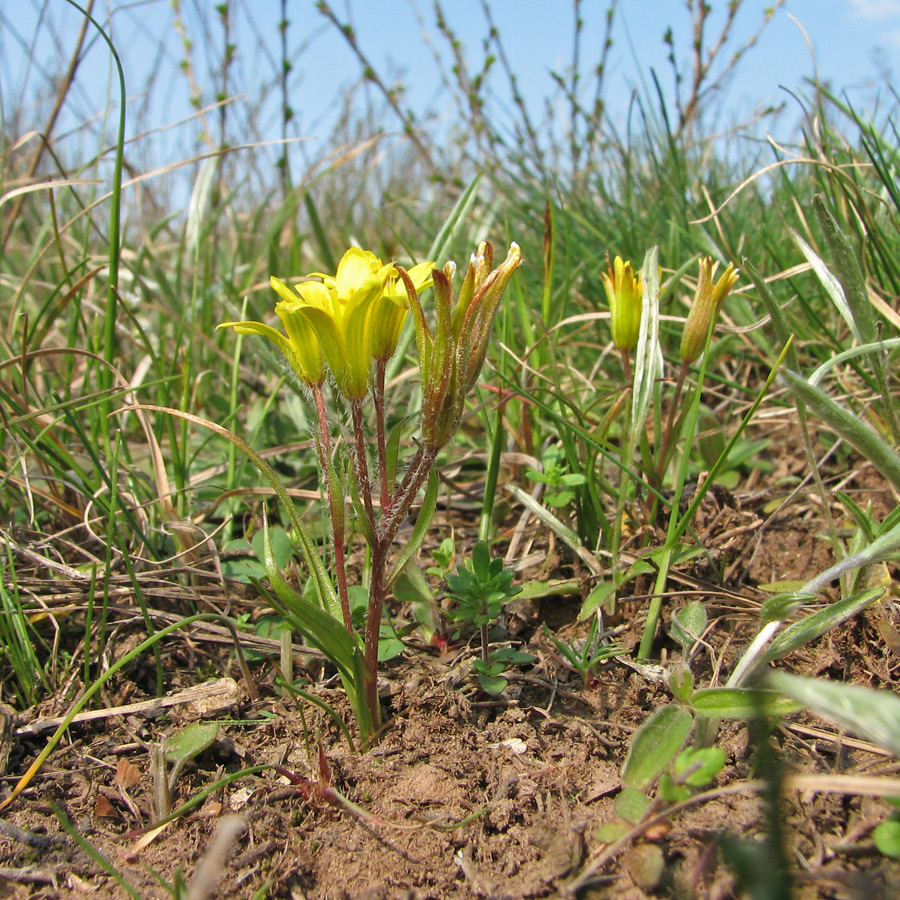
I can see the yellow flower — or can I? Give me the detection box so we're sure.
[680,257,739,364]
[370,260,434,362]
[218,248,434,399]
[601,256,643,354]
[218,292,327,387]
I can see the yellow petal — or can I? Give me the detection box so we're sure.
[218,319,292,357]
[399,261,435,295]
[370,294,409,361]
[292,280,334,313]
[334,247,381,299]
[270,276,298,305]
[300,306,366,399]
[275,301,326,385]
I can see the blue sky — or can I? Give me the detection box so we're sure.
[2,1,899,170]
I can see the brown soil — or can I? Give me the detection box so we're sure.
[1,458,899,899]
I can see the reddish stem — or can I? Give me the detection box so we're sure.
[362,443,438,726]
[374,359,391,515]
[351,399,378,536]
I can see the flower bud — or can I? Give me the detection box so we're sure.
[601,256,643,354]
[680,258,738,365]
[403,242,523,451]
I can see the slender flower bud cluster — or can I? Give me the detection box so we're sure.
[680,257,739,365]
[402,242,525,451]
[602,256,644,354]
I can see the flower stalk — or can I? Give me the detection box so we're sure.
[219,242,522,743]
[658,256,738,481]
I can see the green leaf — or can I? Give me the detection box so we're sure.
[670,602,707,652]
[220,539,265,582]
[835,490,875,542]
[594,819,632,843]
[759,591,815,626]
[622,706,693,790]
[667,665,694,703]
[260,516,375,742]
[781,370,900,494]
[252,526,294,570]
[768,672,900,756]
[658,774,691,804]
[393,564,433,606]
[615,786,652,824]
[580,582,615,620]
[874,820,900,858]
[759,588,882,664]
[812,193,875,345]
[164,721,219,766]
[377,635,405,662]
[674,746,726,787]
[477,673,509,695]
[690,687,803,719]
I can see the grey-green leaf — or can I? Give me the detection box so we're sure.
[759,588,882,665]
[670,602,707,652]
[768,672,900,756]
[621,705,692,790]
[164,721,219,766]
[690,687,803,719]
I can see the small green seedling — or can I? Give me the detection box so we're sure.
[445,540,529,693]
[471,647,536,695]
[526,444,587,508]
[544,614,624,686]
[153,720,220,817]
[874,808,900,859]
[658,745,727,803]
[426,536,456,578]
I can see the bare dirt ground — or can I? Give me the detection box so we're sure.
[1,449,899,899]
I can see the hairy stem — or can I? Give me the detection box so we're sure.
[374,359,391,515]
[362,442,439,724]
[351,399,378,536]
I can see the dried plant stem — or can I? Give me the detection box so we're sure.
[619,348,632,386]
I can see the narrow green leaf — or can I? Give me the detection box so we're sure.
[769,672,900,756]
[791,229,859,342]
[812,194,875,344]
[386,470,440,590]
[690,687,802,719]
[781,370,900,493]
[759,588,882,665]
